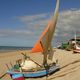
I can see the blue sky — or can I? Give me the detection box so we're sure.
[0,0,80,47]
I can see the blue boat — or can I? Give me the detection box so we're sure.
[7,64,59,78]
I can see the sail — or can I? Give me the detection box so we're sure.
[31,21,51,52]
[31,0,59,53]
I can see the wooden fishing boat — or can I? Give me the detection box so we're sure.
[7,0,60,79]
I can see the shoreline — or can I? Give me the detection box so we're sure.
[0,49,28,54]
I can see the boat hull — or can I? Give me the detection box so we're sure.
[7,65,60,78]
[73,45,80,53]
[73,49,80,53]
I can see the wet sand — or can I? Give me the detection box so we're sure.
[0,49,80,80]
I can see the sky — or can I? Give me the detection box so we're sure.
[0,0,80,47]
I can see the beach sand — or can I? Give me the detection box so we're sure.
[0,49,80,80]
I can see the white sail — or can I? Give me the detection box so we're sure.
[32,0,59,53]
[40,0,59,61]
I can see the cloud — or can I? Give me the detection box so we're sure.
[15,13,51,38]
[51,9,80,46]
[18,13,49,22]
[18,9,80,39]
[0,9,80,46]
[0,29,33,38]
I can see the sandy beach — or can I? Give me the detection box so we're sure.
[0,49,80,80]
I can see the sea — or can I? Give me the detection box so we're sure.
[0,46,32,53]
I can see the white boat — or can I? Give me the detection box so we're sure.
[73,44,80,53]
[73,32,80,53]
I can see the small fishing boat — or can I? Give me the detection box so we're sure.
[7,63,59,78]
[73,44,80,53]
[7,0,60,79]
[73,33,80,53]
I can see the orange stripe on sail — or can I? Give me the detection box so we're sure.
[31,41,43,52]
[31,20,52,53]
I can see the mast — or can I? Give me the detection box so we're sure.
[40,0,59,65]
[75,31,77,45]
